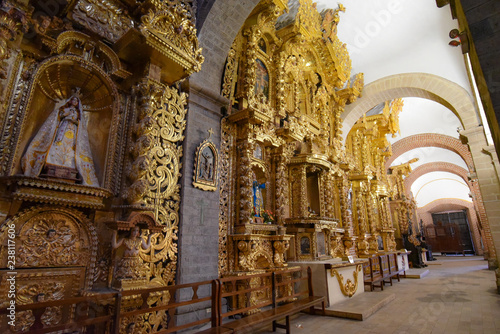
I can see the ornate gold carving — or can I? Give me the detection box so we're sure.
[330,234,344,258]
[273,240,289,267]
[222,45,238,100]
[330,264,361,298]
[70,0,134,42]
[218,118,235,275]
[1,206,96,289]
[0,0,30,79]
[122,80,185,287]
[140,5,204,75]
[193,129,219,191]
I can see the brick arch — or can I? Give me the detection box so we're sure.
[385,134,474,172]
[404,162,469,192]
[341,73,479,142]
[191,0,260,98]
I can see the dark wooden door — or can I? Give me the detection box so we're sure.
[425,210,475,254]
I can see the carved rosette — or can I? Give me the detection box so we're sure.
[0,206,97,291]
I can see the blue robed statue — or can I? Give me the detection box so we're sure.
[252,180,265,217]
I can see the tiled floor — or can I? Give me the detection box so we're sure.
[258,256,500,334]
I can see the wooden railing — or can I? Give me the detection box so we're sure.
[0,267,321,334]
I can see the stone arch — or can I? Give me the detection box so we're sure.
[342,73,479,141]
[417,198,483,256]
[385,134,474,171]
[191,0,260,97]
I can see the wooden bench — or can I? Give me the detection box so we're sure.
[0,292,118,333]
[209,267,325,334]
[363,256,385,291]
[388,253,406,281]
[379,254,393,286]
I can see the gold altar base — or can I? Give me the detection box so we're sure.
[231,231,292,272]
[285,218,344,261]
[289,259,365,307]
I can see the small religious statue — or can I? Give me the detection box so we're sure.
[22,94,99,186]
[199,149,214,181]
[252,180,265,217]
[112,226,152,280]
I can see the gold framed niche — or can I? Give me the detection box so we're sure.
[12,55,120,189]
[193,132,219,191]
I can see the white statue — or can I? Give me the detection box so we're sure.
[22,95,99,186]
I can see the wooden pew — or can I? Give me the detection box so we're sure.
[363,256,385,291]
[388,253,406,281]
[206,267,325,334]
[379,254,393,286]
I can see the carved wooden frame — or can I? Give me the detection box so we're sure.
[193,140,218,191]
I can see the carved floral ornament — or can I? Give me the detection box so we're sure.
[193,129,219,191]
[0,206,97,290]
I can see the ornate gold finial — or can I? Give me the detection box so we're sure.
[207,128,214,140]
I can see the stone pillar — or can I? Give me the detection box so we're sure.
[461,126,500,291]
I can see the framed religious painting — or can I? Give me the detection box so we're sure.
[193,129,218,191]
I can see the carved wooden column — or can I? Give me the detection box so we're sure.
[274,146,293,225]
[237,137,254,225]
[322,171,336,218]
[290,164,308,217]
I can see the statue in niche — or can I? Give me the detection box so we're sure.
[22,94,99,186]
[112,226,152,280]
[198,147,214,181]
[252,180,266,217]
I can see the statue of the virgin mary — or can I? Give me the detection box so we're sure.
[21,95,99,186]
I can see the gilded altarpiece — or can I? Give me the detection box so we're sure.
[0,0,203,332]
[345,100,404,256]
[218,0,364,288]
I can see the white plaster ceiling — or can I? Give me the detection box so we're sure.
[387,98,462,144]
[411,172,471,207]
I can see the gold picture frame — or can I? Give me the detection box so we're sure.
[193,129,218,191]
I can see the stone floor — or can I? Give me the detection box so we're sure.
[257,256,500,334]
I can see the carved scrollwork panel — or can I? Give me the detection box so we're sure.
[0,206,97,290]
[330,264,362,298]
